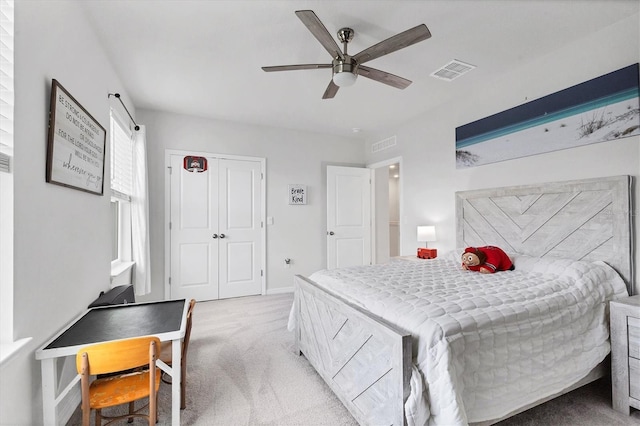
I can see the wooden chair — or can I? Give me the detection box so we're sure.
[76,336,161,426]
[160,298,196,409]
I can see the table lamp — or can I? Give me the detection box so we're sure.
[417,226,436,247]
[417,225,437,259]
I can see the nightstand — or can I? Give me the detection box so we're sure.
[610,295,640,415]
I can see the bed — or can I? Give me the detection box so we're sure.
[291,175,634,426]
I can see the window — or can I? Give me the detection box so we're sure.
[110,111,133,270]
[1,0,29,363]
[1,1,15,341]
[109,106,150,294]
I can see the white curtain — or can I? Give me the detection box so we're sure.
[131,125,151,295]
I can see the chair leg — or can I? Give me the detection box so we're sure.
[81,406,90,426]
[180,375,186,409]
[148,392,158,425]
[128,401,135,423]
[96,409,102,425]
[180,362,187,409]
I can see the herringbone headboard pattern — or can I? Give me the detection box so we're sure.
[456,176,634,295]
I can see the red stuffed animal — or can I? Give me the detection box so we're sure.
[461,246,514,274]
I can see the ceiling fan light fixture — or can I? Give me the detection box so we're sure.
[332,56,358,87]
[333,71,357,87]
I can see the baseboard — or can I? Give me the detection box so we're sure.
[266,286,293,295]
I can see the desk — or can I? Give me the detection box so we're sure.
[36,299,187,425]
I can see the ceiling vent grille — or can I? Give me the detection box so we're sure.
[430,60,476,81]
[371,136,397,153]
[0,152,10,173]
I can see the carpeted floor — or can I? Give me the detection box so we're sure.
[68,293,640,425]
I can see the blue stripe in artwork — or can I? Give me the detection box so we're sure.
[456,87,639,148]
[456,63,640,147]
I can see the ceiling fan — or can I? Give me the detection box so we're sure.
[262,10,432,99]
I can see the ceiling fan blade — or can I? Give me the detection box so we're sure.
[295,10,344,60]
[262,64,331,72]
[358,65,412,89]
[353,24,431,65]
[322,80,339,99]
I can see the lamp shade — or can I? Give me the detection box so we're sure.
[417,225,436,242]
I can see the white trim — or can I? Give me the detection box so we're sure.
[0,336,31,366]
[164,153,171,301]
[164,149,267,300]
[110,197,132,264]
[110,260,135,279]
[266,286,294,295]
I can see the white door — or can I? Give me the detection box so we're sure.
[169,154,263,301]
[169,154,219,301]
[327,166,372,269]
[218,159,263,299]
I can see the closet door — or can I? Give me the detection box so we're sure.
[217,158,263,299]
[168,154,263,301]
[169,154,219,301]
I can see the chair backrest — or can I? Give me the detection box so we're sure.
[76,336,161,376]
[182,299,196,360]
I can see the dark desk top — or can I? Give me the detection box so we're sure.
[44,299,186,350]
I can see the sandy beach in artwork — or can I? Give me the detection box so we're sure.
[456,98,640,168]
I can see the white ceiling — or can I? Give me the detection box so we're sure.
[80,0,638,139]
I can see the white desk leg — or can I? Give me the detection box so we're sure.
[41,358,57,425]
[172,338,181,425]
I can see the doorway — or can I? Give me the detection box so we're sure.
[370,157,402,264]
[388,163,401,258]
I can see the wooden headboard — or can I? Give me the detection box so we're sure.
[456,175,634,295]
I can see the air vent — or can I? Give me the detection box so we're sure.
[430,60,476,81]
[371,136,397,153]
[0,152,10,173]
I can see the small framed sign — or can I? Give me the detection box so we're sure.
[288,184,307,205]
[46,79,106,195]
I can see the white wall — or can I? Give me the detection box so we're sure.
[2,2,363,421]
[365,14,640,292]
[0,1,135,423]
[136,110,364,300]
[3,2,638,424]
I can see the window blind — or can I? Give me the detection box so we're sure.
[0,0,14,173]
[110,113,133,199]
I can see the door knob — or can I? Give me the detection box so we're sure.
[328,231,335,236]
[212,234,218,239]
[219,233,226,239]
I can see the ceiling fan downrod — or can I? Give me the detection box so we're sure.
[337,27,354,55]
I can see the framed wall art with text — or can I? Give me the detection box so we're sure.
[46,79,106,195]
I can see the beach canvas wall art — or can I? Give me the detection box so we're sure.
[455,63,640,169]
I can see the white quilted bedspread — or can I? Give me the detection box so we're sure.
[300,252,629,426]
